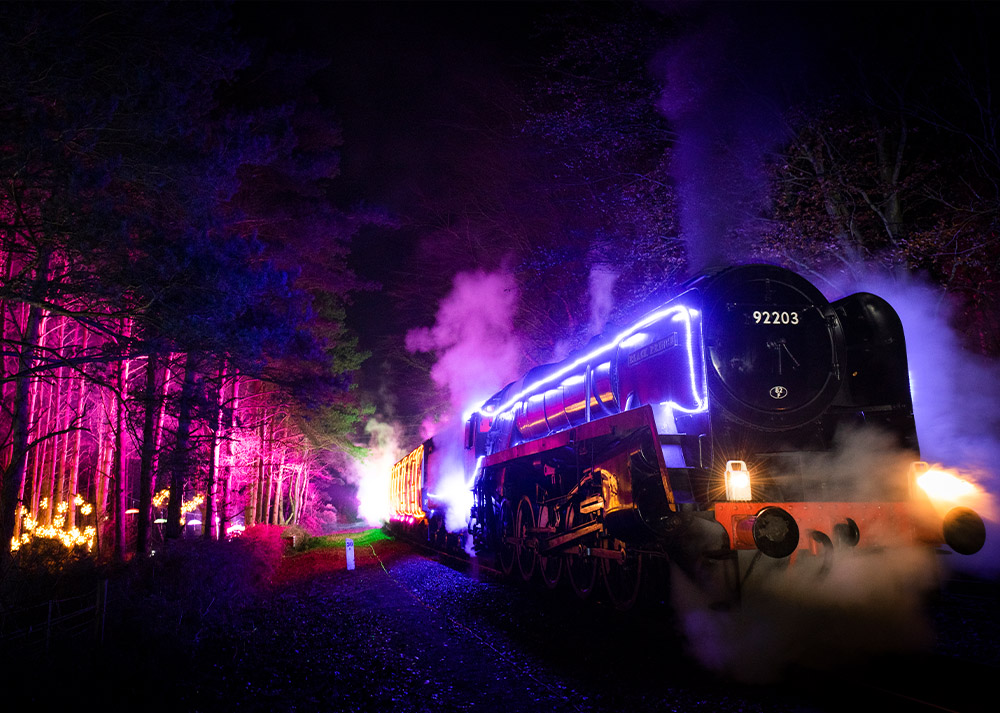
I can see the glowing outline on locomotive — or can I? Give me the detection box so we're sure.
[478,303,708,420]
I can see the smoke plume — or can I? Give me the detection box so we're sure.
[405,269,522,419]
[843,271,999,578]
[673,543,939,683]
[655,6,804,272]
[675,426,943,682]
[406,269,524,533]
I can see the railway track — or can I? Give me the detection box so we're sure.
[832,654,995,713]
[393,529,997,713]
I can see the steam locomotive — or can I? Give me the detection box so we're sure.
[388,264,986,608]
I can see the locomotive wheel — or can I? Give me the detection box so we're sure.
[602,550,644,611]
[515,496,537,582]
[565,506,597,600]
[537,503,562,589]
[497,499,516,576]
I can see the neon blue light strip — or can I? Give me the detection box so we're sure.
[478,301,708,418]
[671,309,707,413]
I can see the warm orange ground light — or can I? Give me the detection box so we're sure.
[271,532,409,586]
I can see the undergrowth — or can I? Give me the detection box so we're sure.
[109,525,285,646]
[296,527,391,553]
[1,525,290,710]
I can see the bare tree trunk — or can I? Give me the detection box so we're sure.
[250,415,266,528]
[166,352,198,540]
[111,350,131,562]
[287,462,309,527]
[0,248,50,578]
[297,472,310,526]
[31,378,52,524]
[0,252,12,471]
[135,351,161,555]
[20,350,42,538]
[94,394,111,558]
[218,375,238,539]
[203,359,226,541]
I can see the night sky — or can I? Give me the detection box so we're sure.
[242,3,984,279]
[230,1,997,417]
[235,1,556,370]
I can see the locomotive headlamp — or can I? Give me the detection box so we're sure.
[725,460,752,501]
[912,462,976,502]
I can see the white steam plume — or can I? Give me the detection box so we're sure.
[587,264,618,337]
[841,270,999,579]
[674,544,938,683]
[675,428,942,682]
[354,417,401,526]
[550,262,619,361]
[406,269,522,420]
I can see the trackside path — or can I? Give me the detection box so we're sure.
[179,539,810,713]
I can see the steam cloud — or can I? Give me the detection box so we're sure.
[354,417,402,525]
[587,264,618,337]
[655,6,802,273]
[843,271,999,578]
[406,269,522,421]
[674,426,943,682]
[406,269,523,532]
[673,543,939,683]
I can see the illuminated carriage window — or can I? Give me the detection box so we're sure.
[390,445,426,520]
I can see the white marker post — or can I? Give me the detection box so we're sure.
[346,538,355,571]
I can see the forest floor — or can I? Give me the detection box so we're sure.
[3,528,997,713]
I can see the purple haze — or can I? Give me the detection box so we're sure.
[655,7,804,272]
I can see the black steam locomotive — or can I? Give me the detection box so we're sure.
[389,264,986,608]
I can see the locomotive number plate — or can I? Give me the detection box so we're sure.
[752,310,800,325]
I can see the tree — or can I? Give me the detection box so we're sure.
[1,2,370,571]
[520,2,684,325]
[746,4,1000,355]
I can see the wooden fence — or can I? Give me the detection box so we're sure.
[0,580,107,654]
